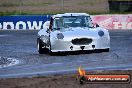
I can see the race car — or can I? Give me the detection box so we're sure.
[37,13,110,54]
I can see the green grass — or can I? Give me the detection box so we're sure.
[0,10,131,16]
[24,2,53,6]
[0,9,106,16]
[0,11,20,16]
[0,3,19,7]
[0,11,64,16]
[77,2,94,6]
[77,1,102,6]
[0,2,53,7]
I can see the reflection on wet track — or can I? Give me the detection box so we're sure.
[0,30,132,78]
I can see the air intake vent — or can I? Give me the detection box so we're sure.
[71,38,92,45]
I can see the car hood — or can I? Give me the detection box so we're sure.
[50,27,100,40]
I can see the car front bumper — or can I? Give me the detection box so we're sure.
[50,36,110,52]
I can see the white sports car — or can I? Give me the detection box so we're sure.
[37,13,110,54]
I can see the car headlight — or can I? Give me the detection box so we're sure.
[57,33,64,39]
[98,30,104,37]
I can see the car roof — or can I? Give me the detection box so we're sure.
[52,13,90,18]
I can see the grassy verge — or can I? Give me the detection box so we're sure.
[0,2,53,7]
[0,11,131,16]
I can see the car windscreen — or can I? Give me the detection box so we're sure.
[53,16,93,30]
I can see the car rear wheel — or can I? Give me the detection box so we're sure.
[37,38,44,54]
[49,43,54,55]
[48,42,56,56]
[103,48,109,52]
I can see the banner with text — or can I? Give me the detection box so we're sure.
[0,15,132,30]
[92,14,132,30]
[0,15,50,30]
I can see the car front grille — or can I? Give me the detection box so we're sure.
[71,38,92,45]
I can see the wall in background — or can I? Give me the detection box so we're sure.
[0,15,132,30]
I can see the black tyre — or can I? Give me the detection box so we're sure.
[37,38,44,54]
[48,42,57,56]
[49,44,54,55]
[103,48,109,52]
[37,38,49,54]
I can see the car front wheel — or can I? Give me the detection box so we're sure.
[37,38,49,54]
[104,48,109,52]
[37,38,44,54]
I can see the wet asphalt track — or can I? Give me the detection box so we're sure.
[0,30,132,78]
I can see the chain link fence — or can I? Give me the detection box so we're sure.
[108,0,132,12]
[0,0,131,15]
[0,0,109,15]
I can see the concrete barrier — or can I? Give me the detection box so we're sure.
[0,14,132,30]
[92,14,132,30]
[0,15,50,30]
